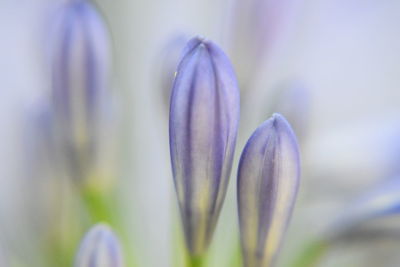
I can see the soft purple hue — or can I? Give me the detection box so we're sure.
[238,113,300,267]
[75,224,123,267]
[52,0,109,123]
[229,0,299,87]
[328,176,400,240]
[50,0,110,177]
[169,37,240,255]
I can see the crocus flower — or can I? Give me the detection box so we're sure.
[238,113,300,267]
[75,223,123,267]
[50,0,111,178]
[169,37,240,255]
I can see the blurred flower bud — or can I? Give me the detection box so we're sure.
[238,113,300,267]
[327,176,400,240]
[50,0,111,179]
[75,224,123,267]
[228,0,300,89]
[169,37,240,255]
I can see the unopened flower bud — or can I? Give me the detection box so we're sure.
[238,113,300,267]
[75,224,123,267]
[169,37,240,255]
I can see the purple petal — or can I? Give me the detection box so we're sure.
[50,0,111,178]
[75,224,123,267]
[169,37,240,255]
[52,0,110,121]
[238,113,300,267]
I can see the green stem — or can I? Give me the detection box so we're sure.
[80,185,138,267]
[44,182,78,267]
[188,255,206,267]
[229,241,243,267]
[81,185,115,224]
[288,239,328,267]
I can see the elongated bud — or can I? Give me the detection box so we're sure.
[75,224,123,267]
[238,113,300,267]
[169,37,240,255]
[51,0,111,177]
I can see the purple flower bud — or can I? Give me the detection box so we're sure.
[237,113,300,267]
[50,0,111,174]
[75,224,123,267]
[169,37,240,255]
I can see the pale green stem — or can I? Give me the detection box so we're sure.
[80,184,138,267]
[288,239,328,267]
[229,240,243,267]
[187,254,206,267]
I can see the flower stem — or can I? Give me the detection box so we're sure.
[288,239,328,267]
[229,241,243,267]
[80,182,138,267]
[187,254,206,267]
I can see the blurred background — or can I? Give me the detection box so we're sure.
[0,0,400,266]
